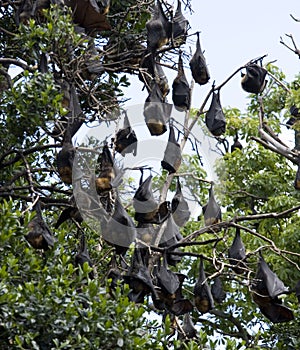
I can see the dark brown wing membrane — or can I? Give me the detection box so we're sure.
[205,90,226,136]
[194,258,214,314]
[241,63,267,94]
[172,52,190,111]
[189,32,210,85]
[161,125,182,174]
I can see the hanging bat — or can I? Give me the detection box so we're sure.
[211,276,226,304]
[294,162,300,190]
[158,215,183,266]
[228,227,247,274]
[143,82,172,136]
[171,178,190,227]
[95,145,115,194]
[172,52,190,111]
[255,253,289,299]
[241,63,267,94]
[138,52,169,98]
[156,253,180,307]
[55,196,83,229]
[202,185,222,226]
[172,0,189,44]
[114,113,137,156]
[133,174,170,224]
[154,60,170,99]
[231,134,243,152]
[102,198,136,255]
[136,222,156,246]
[146,1,171,52]
[107,255,122,295]
[205,89,226,136]
[169,273,193,316]
[64,0,111,34]
[251,253,294,323]
[138,50,155,89]
[75,232,94,279]
[56,127,75,185]
[189,32,210,85]
[177,313,197,340]
[161,125,182,174]
[26,201,55,250]
[123,247,158,303]
[194,257,214,314]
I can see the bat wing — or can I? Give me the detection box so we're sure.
[205,90,226,136]
[259,302,294,323]
[161,126,182,174]
[172,0,189,42]
[211,276,226,303]
[258,255,289,298]
[228,228,247,273]
[194,258,214,313]
[202,186,222,226]
[189,33,210,85]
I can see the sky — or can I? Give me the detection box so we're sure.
[126,0,300,111]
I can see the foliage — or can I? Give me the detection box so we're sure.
[0,1,300,350]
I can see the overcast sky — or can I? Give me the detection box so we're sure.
[126,0,300,110]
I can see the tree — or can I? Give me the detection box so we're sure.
[0,1,299,349]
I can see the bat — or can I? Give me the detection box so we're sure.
[17,0,50,24]
[290,105,300,117]
[138,50,155,89]
[133,174,170,224]
[95,145,115,194]
[56,83,84,184]
[294,162,300,190]
[123,248,158,303]
[231,134,243,152]
[114,113,137,156]
[64,0,111,34]
[154,60,170,99]
[143,82,172,136]
[211,276,226,304]
[228,227,247,274]
[177,313,197,340]
[255,253,289,299]
[189,32,210,85]
[136,222,156,246]
[241,63,267,94]
[171,177,190,227]
[172,52,190,111]
[107,255,122,294]
[55,196,83,229]
[75,232,94,279]
[156,253,180,307]
[138,52,169,98]
[25,201,55,250]
[205,89,226,136]
[169,273,193,316]
[161,125,182,174]
[56,128,75,185]
[146,1,171,52]
[251,253,294,323]
[202,185,222,226]
[102,198,136,255]
[256,300,294,323]
[172,0,189,44]
[158,215,183,266]
[194,258,214,314]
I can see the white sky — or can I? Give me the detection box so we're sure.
[126,0,300,111]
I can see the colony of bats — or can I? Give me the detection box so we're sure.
[11,0,300,341]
